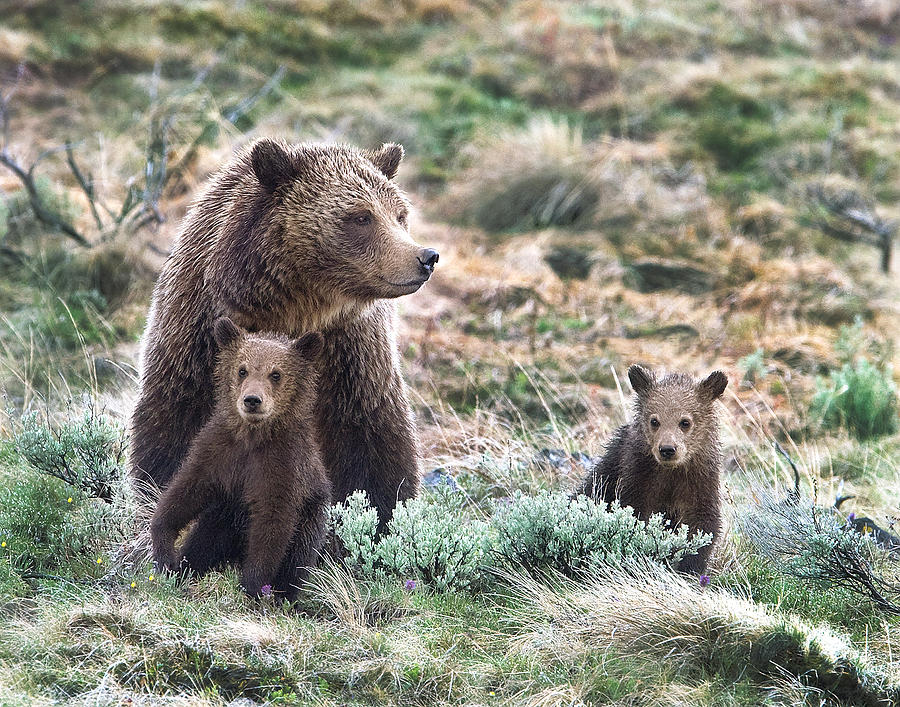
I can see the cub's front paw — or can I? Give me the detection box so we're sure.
[152,546,181,574]
[240,569,274,598]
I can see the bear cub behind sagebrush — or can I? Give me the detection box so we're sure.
[574,364,728,574]
[151,317,331,600]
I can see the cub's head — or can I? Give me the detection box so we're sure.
[246,138,439,303]
[213,317,324,425]
[628,364,728,467]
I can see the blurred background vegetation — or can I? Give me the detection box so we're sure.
[1,1,900,705]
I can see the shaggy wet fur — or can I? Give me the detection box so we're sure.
[150,318,330,600]
[574,365,727,573]
[132,139,436,532]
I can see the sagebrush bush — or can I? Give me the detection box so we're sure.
[492,491,711,576]
[741,495,900,613]
[332,489,711,591]
[331,489,489,592]
[14,406,126,502]
[810,359,898,440]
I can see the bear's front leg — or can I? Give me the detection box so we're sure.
[150,472,215,573]
[315,302,420,530]
[272,485,331,600]
[676,509,720,575]
[242,491,301,597]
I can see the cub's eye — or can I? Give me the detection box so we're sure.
[649,417,660,429]
[238,367,248,378]
[353,212,372,226]
[398,212,408,227]
[679,418,692,430]
[270,371,281,382]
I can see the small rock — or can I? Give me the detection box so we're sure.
[422,468,462,492]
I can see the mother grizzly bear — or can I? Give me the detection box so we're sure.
[131,139,438,556]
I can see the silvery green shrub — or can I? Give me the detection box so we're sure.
[741,495,900,613]
[332,489,711,592]
[491,491,711,576]
[15,406,126,502]
[330,488,489,592]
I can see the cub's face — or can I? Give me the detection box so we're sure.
[628,365,728,467]
[213,318,323,425]
[250,139,439,303]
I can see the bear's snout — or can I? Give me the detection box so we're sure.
[417,248,440,277]
[659,444,677,460]
[243,394,262,412]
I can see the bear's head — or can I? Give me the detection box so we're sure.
[245,138,439,305]
[213,317,324,426]
[627,365,727,467]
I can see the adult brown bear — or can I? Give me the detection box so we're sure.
[132,139,437,552]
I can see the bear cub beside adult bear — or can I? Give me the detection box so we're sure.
[574,364,728,574]
[151,317,330,599]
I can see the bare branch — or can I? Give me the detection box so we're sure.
[224,64,286,124]
[0,149,90,247]
[65,142,106,232]
[807,183,897,272]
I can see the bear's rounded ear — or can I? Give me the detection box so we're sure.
[627,364,655,397]
[250,138,297,192]
[365,143,404,180]
[213,317,243,349]
[293,331,324,361]
[698,371,728,401]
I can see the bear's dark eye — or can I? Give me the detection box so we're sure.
[270,371,281,382]
[649,416,660,429]
[353,212,372,226]
[238,367,248,378]
[680,418,692,430]
[398,211,408,227]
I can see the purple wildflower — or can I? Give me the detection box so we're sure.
[260,584,273,597]
[848,513,856,522]
[699,575,710,588]
[404,579,417,591]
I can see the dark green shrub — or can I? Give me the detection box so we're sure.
[810,359,898,440]
[688,83,779,171]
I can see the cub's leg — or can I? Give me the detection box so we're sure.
[241,485,301,597]
[150,466,216,572]
[272,486,331,601]
[178,498,249,574]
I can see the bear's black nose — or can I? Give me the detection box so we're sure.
[243,395,262,411]
[659,444,677,460]
[418,249,440,275]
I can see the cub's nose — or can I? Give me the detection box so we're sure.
[417,248,440,276]
[243,395,262,412]
[659,444,677,460]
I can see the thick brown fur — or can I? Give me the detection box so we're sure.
[151,318,330,599]
[574,365,728,573]
[132,139,436,531]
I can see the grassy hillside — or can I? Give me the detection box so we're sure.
[1,1,900,704]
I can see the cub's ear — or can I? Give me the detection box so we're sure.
[365,142,404,180]
[293,331,325,361]
[250,138,297,192]
[213,317,243,349]
[698,370,728,401]
[627,364,655,397]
